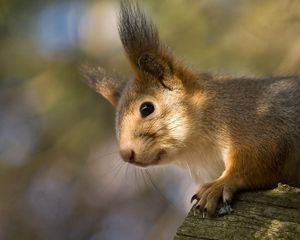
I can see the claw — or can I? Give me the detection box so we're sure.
[202,208,208,218]
[193,208,197,216]
[193,206,208,218]
[190,194,199,204]
[193,205,201,216]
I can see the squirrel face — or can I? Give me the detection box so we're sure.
[115,74,191,166]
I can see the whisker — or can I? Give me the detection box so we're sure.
[140,168,150,190]
[134,167,142,192]
[92,157,123,179]
[144,169,170,203]
[138,168,147,188]
[125,163,130,179]
[113,158,125,178]
[96,151,120,158]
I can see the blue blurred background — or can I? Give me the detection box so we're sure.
[1,0,300,239]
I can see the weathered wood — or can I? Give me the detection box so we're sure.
[175,184,300,240]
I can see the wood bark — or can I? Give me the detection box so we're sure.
[175,184,300,240]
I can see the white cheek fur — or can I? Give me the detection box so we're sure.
[167,112,188,143]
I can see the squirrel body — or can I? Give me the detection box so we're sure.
[83,1,300,216]
[187,75,300,186]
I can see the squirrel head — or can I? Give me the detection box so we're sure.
[82,1,207,167]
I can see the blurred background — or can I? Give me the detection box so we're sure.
[1,0,300,239]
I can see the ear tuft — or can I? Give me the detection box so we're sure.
[118,1,160,64]
[118,1,174,83]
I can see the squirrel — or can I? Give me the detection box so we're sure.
[82,1,300,217]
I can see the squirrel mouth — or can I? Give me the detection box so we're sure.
[130,150,166,167]
[153,150,164,163]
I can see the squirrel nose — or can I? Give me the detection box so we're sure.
[120,149,136,163]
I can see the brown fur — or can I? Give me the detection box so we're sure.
[82,1,300,217]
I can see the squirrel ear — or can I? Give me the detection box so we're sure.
[138,53,165,80]
[80,65,125,107]
[137,53,173,90]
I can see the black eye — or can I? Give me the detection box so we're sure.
[140,102,155,118]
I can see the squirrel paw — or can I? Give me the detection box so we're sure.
[191,180,236,217]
